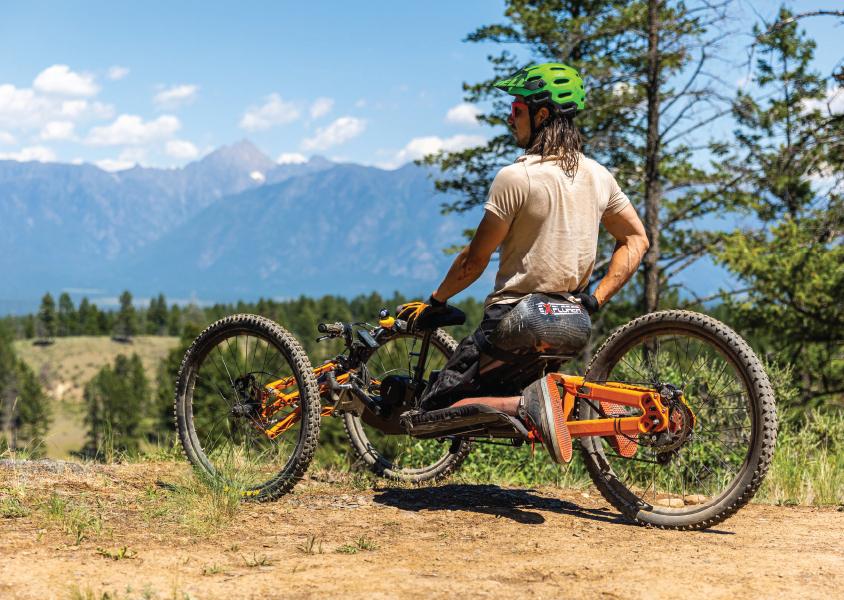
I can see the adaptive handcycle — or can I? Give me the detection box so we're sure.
[174,299,777,530]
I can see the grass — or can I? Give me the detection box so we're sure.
[13,335,179,459]
[68,585,193,600]
[241,552,273,567]
[297,534,323,555]
[0,485,31,518]
[201,563,226,576]
[336,536,378,554]
[41,493,102,545]
[142,471,241,536]
[759,410,844,506]
[95,546,137,561]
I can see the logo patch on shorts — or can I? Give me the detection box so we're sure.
[536,302,582,316]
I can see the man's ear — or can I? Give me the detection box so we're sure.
[534,106,550,127]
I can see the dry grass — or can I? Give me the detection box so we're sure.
[12,336,179,458]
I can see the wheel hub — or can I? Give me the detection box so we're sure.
[231,374,262,419]
[640,384,695,457]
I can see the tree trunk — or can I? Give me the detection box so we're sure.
[642,0,663,313]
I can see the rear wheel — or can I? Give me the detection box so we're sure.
[174,314,321,500]
[343,329,473,482]
[578,310,777,530]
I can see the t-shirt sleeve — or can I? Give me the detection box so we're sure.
[605,169,631,215]
[483,165,529,225]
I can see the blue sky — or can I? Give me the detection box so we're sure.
[1,1,839,172]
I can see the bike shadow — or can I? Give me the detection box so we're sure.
[372,483,628,526]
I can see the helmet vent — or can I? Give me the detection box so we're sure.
[554,78,570,85]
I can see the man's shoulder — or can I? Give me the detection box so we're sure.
[491,160,530,188]
[577,154,612,177]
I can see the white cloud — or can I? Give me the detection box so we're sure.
[277,152,307,164]
[154,84,199,108]
[0,145,56,162]
[301,116,365,151]
[239,93,300,131]
[59,99,113,120]
[0,84,113,131]
[94,147,147,171]
[40,120,75,141]
[86,114,180,146]
[107,66,129,81]
[165,139,199,159]
[249,170,266,183]
[802,86,844,116]
[95,158,135,172]
[33,64,99,97]
[310,97,334,119]
[390,134,485,166]
[0,130,15,145]
[445,103,480,126]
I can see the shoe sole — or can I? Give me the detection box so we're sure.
[539,375,572,463]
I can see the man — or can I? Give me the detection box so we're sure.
[399,63,649,463]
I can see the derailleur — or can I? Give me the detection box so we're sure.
[640,384,696,462]
[231,374,262,418]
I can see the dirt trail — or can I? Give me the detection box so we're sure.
[0,461,841,600]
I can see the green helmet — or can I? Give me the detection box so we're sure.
[495,62,585,114]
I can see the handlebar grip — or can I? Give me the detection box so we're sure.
[317,322,344,335]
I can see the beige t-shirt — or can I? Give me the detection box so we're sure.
[483,153,630,307]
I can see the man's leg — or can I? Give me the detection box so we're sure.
[419,303,515,411]
[450,376,570,464]
[451,396,520,416]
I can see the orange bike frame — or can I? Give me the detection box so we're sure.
[253,364,675,450]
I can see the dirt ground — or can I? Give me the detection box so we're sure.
[0,461,841,600]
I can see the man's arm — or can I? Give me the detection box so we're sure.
[431,211,510,302]
[593,203,650,306]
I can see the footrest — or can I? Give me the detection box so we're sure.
[402,404,527,439]
[600,400,638,457]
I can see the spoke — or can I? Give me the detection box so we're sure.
[215,345,236,389]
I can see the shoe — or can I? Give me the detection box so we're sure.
[518,375,571,463]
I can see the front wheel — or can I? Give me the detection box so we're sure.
[578,310,777,530]
[343,328,472,482]
[174,314,321,500]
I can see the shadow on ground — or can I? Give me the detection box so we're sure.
[373,483,629,526]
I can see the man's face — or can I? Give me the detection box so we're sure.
[507,96,548,148]
[507,97,532,148]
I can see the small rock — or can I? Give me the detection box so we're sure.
[655,498,684,508]
[0,459,85,474]
[684,494,708,505]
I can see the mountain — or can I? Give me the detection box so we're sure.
[0,143,341,310]
[0,146,477,313]
[106,162,476,301]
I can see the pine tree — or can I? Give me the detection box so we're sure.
[77,298,97,335]
[37,293,57,339]
[57,293,76,337]
[146,293,168,335]
[8,360,51,456]
[712,7,843,405]
[83,352,149,458]
[0,324,51,456]
[114,290,136,339]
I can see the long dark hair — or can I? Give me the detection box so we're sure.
[526,113,582,178]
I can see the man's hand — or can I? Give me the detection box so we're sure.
[396,296,449,331]
[571,293,600,315]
